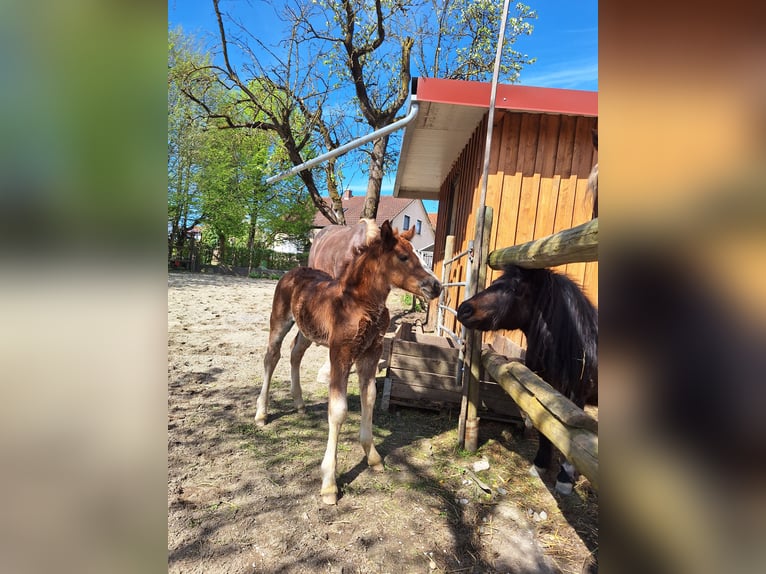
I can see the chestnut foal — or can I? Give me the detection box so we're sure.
[255,220,441,504]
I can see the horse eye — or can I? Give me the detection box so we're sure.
[397,253,409,262]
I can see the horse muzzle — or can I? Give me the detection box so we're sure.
[457,300,490,329]
[456,301,474,325]
[420,277,442,301]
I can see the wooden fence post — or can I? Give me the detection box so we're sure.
[461,206,493,453]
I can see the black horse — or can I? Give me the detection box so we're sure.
[457,264,598,494]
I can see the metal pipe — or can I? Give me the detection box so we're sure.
[437,325,463,346]
[477,0,511,213]
[442,248,473,266]
[438,305,459,317]
[265,102,420,185]
[461,0,511,453]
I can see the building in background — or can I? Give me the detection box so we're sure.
[312,189,436,255]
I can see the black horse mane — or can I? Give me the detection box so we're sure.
[516,266,598,406]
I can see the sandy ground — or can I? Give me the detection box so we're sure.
[168,272,598,573]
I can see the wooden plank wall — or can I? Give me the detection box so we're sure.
[432,111,598,349]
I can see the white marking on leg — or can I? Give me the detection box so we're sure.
[316,359,331,385]
[320,391,347,505]
[555,460,577,495]
[555,480,574,495]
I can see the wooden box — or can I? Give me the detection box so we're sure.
[380,324,522,423]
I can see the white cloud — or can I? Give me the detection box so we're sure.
[519,61,598,90]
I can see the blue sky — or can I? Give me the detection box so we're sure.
[169,1,598,213]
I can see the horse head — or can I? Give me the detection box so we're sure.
[456,265,537,331]
[378,220,441,301]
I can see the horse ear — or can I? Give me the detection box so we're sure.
[401,226,415,241]
[380,220,396,247]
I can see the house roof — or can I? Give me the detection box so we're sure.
[312,193,415,227]
[393,77,598,201]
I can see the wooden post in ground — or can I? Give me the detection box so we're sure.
[461,206,493,453]
[435,235,455,335]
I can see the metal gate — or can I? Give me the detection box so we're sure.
[435,236,473,347]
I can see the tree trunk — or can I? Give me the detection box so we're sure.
[325,157,346,225]
[279,133,341,226]
[216,233,227,266]
[362,135,389,220]
[169,218,179,259]
[247,214,257,273]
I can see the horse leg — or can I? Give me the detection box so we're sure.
[555,460,578,495]
[532,432,577,494]
[553,396,585,494]
[316,357,331,385]
[289,332,311,414]
[320,356,350,505]
[531,431,553,476]
[255,314,294,427]
[356,347,384,472]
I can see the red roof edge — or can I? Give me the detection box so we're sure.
[413,77,597,117]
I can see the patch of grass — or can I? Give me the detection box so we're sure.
[401,293,424,312]
[232,422,260,437]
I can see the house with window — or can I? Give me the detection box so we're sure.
[312,189,436,254]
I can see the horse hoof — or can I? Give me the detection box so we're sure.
[370,462,385,472]
[555,480,574,495]
[296,406,306,415]
[255,416,267,427]
[321,492,338,505]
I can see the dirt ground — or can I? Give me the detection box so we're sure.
[168,272,598,573]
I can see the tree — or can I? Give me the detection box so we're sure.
[178,0,536,222]
[169,27,316,267]
[168,29,207,259]
[176,3,347,224]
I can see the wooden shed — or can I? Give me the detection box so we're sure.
[394,77,598,349]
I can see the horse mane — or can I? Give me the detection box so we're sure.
[347,219,381,261]
[588,128,598,219]
[358,218,380,245]
[521,266,598,406]
[587,163,598,219]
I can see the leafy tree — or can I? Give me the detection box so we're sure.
[168,28,207,258]
[169,27,315,267]
[177,0,536,222]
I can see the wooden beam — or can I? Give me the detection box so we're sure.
[487,218,598,269]
[482,349,598,490]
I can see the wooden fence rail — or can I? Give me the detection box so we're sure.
[487,218,598,269]
[482,348,599,490]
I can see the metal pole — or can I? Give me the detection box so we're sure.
[477,0,511,214]
[265,102,420,185]
[463,0,512,453]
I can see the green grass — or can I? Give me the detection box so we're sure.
[401,293,424,312]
